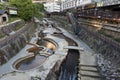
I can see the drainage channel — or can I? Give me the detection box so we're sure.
[58,49,79,80]
[53,32,79,80]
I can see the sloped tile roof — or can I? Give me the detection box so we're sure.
[0,10,7,15]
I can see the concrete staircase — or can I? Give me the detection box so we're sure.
[78,51,101,80]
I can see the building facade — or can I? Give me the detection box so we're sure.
[61,0,120,11]
[44,2,60,13]
[44,0,64,13]
[32,0,54,3]
[0,0,8,2]
[61,0,96,11]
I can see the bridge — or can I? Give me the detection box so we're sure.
[64,46,84,51]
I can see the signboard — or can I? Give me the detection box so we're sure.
[97,2,103,7]
[9,9,17,15]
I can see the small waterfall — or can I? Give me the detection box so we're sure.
[10,41,19,54]
[22,33,28,42]
[0,49,8,64]
[2,46,12,59]
[20,36,26,47]
[17,36,26,48]
[17,38,24,49]
[58,49,79,80]
[14,40,21,51]
[9,44,16,56]
[26,32,30,40]
[3,55,8,62]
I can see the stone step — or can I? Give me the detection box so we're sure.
[80,53,97,66]
[79,70,100,78]
[79,64,97,67]
[79,66,98,72]
[81,76,100,80]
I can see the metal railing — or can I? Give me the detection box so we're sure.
[77,9,120,22]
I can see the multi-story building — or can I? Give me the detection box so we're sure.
[32,0,64,13]
[96,0,120,7]
[0,0,8,2]
[32,0,54,3]
[61,0,96,11]
[61,0,76,10]
[44,0,65,13]
[44,2,60,13]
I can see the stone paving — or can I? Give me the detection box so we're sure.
[78,51,100,80]
[0,20,69,80]
[0,18,101,80]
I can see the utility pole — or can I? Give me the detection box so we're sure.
[75,0,77,10]
[74,0,77,18]
[59,0,61,12]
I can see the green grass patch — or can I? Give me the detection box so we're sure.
[114,38,120,43]
[13,23,25,31]
[98,29,120,43]
[104,34,113,38]
[98,29,105,34]
[8,16,20,23]
[0,33,5,38]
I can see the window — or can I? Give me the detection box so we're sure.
[2,17,7,22]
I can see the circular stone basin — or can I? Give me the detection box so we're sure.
[37,39,57,51]
[14,55,46,71]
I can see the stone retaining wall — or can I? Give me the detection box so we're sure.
[0,22,37,65]
[78,26,120,79]
[0,20,25,36]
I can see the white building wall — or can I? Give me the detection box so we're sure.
[0,0,8,2]
[61,0,76,10]
[44,2,60,13]
[0,0,3,2]
[61,0,94,11]
[77,0,93,7]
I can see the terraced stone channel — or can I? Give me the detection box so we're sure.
[52,31,80,80]
[58,49,79,80]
